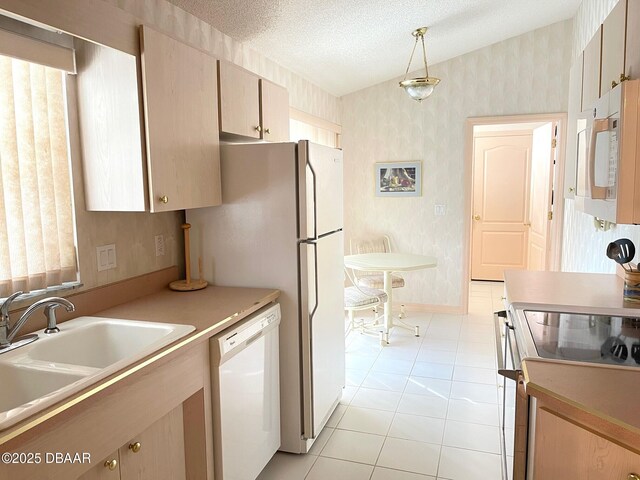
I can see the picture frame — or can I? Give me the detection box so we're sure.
[375,161,422,197]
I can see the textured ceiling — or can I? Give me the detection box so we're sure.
[166,0,581,97]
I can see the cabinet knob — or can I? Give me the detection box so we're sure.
[524,222,531,227]
[264,127,271,134]
[254,125,262,132]
[628,474,640,480]
[104,459,118,471]
[621,73,631,83]
[159,195,169,204]
[612,80,619,89]
[473,214,481,221]
[568,187,575,193]
[129,442,142,453]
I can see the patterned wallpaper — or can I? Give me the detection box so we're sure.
[103,0,342,124]
[25,0,342,291]
[342,21,573,308]
[560,0,640,274]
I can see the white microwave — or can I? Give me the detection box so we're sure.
[575,80,640,223]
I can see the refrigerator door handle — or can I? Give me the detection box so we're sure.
[307,160,318,240]
[309,241,319,320]
[301,240,318,439]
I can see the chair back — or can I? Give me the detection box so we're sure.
[349,235,392,278]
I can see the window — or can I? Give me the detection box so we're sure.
[0,54,78,298]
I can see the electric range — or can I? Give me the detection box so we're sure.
[523,310,640,367]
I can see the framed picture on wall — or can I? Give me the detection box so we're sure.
[375,162,422,197]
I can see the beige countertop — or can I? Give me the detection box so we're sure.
[504,270,640,315]
[523,358,640,449]
[504,270,640,448]
[1,285,280,444]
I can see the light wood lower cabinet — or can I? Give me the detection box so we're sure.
[0,342,212,480]
[79,406,185,480]
[534,407,640,479]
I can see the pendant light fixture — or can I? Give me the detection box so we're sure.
[399,27,440,101]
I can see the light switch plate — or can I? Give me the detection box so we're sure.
[434,204,446,216]
[96,244,117,271]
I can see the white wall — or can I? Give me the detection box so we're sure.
[342,21,572,308]
[560,0,640,273]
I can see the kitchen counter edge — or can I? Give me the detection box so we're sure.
[0,285,280,445]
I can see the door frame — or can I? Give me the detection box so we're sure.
[462,113,567,313]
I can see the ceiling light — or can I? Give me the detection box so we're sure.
[399,27,440,102]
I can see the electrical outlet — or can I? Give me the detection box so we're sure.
[434,204,446,216]
[96,244,116,271]
[155,235,165,256]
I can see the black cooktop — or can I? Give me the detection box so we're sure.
[523,311,640,367]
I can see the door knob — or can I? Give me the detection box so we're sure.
[254,125,262,132]
[627,474,640,480]
[473,215,481,221]
[129,442,141,453]
[104,459,118,470]
[264,128,271,134]
[159,195,168,204]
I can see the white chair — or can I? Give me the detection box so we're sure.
[349,235,406,318]
[344,268,387,337]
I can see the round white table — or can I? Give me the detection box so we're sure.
[344,253,437,343]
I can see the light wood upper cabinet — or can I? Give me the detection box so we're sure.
[140,25,221,212]
[626,0,640,79]
[582,26,602,110]
[218,61,261,139]
[564,54,584,200]
[534,407,640,479]
[218,60,290,142]
[75,40,147,212]
[260,78,290,142]
[601,0,627,95]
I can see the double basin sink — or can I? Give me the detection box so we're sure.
[0,317,194,430]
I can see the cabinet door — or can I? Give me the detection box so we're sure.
[218,61,261,138]
[564,54,584,199]
[119,406,186,480]
[601,0,627,95]
[77,451,120,480]
[140,25,221,212]
[260,79,290,142]
[534,407,640,479]
[75,39,146,212]
[627,0,640,79]
[583,26,603,109]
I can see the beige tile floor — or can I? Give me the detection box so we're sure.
[258,281,510,480]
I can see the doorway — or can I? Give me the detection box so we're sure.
[463,115,566,290]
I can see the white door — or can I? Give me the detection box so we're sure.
[528,123,554,271]
[299,141,343,239]
[300,231,345,439]
[472,133,532,281]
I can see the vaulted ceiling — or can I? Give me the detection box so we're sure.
[166,0,581,97]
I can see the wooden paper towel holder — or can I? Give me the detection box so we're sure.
[170,223,208,291]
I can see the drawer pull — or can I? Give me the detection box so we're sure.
[129,442,142,453]
[104,459,118,470]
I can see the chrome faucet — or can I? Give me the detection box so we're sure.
[0,291,75,350]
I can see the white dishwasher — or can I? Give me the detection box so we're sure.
[210,303,281,480]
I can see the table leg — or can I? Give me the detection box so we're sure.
[382,270,393,344]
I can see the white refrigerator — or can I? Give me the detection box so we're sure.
[187,140,345,454]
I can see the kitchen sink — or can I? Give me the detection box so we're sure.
[0,363,87,416]
[26,317,194,369]
[0,317,195,431]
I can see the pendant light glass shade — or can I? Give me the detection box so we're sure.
[399,27,440,101]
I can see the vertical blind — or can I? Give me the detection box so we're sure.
[0,54,77,298]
